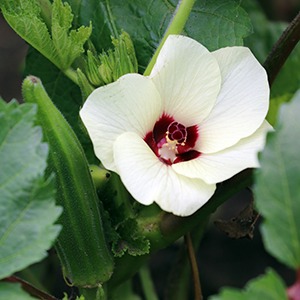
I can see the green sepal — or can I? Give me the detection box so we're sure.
[22,76,114,287]
[111,218,150,258]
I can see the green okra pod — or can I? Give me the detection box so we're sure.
[22,76,114,287]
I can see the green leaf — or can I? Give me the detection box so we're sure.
[266,94,293,126]
[51,0,92,69]
[1,0,91,70]
[209,269,287,300]
[254,90,300,269]
[0,282,36,300]
[185,0,252,50]
[271,46,300,98]
[0,99,62,280]
[73,0,252,70]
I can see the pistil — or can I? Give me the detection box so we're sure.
[144,114,201,165]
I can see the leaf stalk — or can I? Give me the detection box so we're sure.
[143,0,196,75]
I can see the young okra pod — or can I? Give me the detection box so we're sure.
[22,76,114,288]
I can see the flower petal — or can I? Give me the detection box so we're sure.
[114,132,216,216]
[198,47,270,153]
[173,121,272,184]
[80,74,162,171]
[150,35,221,127]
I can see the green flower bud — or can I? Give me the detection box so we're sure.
[84,32,138,87]
[99,51,114,84]
[112,31,138,74]
[90,164,111,192]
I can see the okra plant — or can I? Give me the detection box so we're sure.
[0,0,299,299]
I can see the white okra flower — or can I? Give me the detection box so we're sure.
[80,35,271,216]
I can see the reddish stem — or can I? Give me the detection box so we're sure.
[2,276,59,300]
[263,11,300,86]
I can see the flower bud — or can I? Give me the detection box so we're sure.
[85,50,104,86]
[84,31,138,87]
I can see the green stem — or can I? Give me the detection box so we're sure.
[139,265,159,300]
[63,68,79,85]
[143,0,196,75]
[105,0,119,38]
[165,223,207,300]
[64,67,95,94]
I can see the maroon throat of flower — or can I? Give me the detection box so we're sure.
[144,114,201,165]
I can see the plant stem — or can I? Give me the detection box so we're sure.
[2,276,58,300]
[105,0,119,38]
[165,220,207,300]
[263,11,300,86]
[139,265,159,300]
[143,0,196,75]
[185,233,202,300]
[64,67,80,86]
[108,170,252,288]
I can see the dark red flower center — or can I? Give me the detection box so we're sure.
[167,121,187,144]
[144,114,201,165]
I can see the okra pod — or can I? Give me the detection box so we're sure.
[22,76,114,287]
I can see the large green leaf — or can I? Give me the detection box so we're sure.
[0,99,62,280]
[0,282,36,300]
[209,269,287,300]
[254,90,300,269]
[73,0,252,70]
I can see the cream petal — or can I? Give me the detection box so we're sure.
[197,46,270,153]
[173,120,272,184]
[80,74,162,171]
[150,35,221,127]
[113,132,216,216]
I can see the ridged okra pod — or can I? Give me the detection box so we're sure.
[22,76,114,287]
